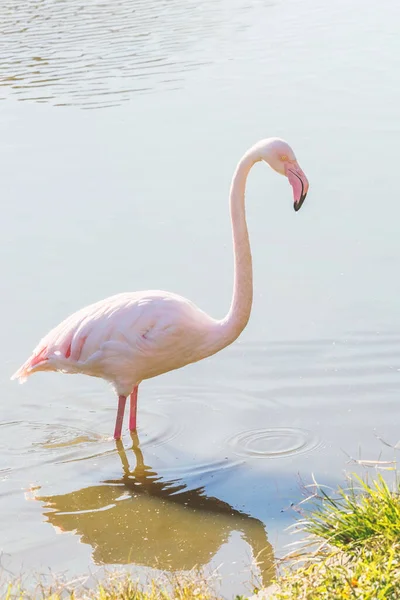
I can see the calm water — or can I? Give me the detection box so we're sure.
[1,0,400,596]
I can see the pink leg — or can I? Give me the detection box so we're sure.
[129,386,138,431]
[114,395,127,440]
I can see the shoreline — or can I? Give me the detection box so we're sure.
[4,467,399,599]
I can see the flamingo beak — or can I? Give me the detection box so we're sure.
[285,162,309,211]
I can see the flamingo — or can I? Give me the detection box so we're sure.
[11,137,309,440]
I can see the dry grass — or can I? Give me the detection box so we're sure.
[2,571,222,600]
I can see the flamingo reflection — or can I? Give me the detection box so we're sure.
[36,433,274,585]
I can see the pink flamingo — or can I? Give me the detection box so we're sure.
[11,138,309,440]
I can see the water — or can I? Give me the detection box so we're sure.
[1,0,400,596]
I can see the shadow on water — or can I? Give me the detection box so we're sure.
[35,432,275,585]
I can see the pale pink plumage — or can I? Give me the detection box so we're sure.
[11,137,309,439]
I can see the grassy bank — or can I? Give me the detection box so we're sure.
[4,470,400,599]
[274,470,400,599]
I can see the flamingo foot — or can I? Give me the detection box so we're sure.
[114,395,127,440]
[129,386,138,431]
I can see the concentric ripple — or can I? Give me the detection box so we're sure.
[136,406,183,449]
[1,420,102,447]
[228,427,322,460]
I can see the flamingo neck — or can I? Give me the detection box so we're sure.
[216,147,260,348]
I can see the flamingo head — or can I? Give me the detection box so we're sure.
[257,137,309,211]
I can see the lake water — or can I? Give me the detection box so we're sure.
[1,0,400,596]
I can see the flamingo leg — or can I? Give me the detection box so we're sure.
[114,395,127,440]
[129,385,138,432]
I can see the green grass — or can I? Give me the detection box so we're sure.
[303,473,400,549]
[274,472,400,599]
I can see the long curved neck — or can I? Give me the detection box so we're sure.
[217,147,260,348]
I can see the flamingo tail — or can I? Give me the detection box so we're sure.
[10,347,53,383]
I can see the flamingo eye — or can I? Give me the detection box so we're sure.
[281,155,288,161]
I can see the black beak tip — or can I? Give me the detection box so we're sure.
[294,192,307,212]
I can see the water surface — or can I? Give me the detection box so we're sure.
[1,0,400,596]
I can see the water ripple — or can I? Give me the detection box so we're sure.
[0,0,272,108]
[228,427,322,460]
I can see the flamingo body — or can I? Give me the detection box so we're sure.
[11,290,219,395]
